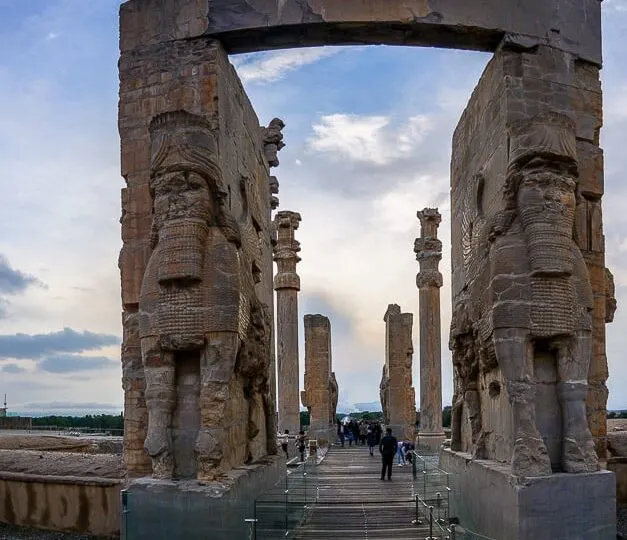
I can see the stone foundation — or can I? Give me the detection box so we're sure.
[122,456,284,539]
[440,449,616,540]
[0,472,121,537]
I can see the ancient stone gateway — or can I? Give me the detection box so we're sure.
[118,1,611,538]
[379,304,415,441]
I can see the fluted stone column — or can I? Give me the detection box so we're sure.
[415,208,445,450]
[273,211,302,435]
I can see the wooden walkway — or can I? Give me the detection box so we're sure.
[293,444,433,539]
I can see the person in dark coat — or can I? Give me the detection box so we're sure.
[367,426,378,456]
[379,427,397,480]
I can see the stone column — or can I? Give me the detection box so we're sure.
[381,304,415,440]
[273,211,302,435]
[302,314,334,442]
[415,208,445,450]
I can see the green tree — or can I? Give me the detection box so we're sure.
[442,406,452,428]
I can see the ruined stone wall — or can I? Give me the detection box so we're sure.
[0,417,32,430]
[302,315,334,441]
[381,305,415,440]
[118,19,276,476]
[0,473,121,537]
[450,42,610,462]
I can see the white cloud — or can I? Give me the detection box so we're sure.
[605,0,627,12]
[307,114,433,165]
[232,47,341,84]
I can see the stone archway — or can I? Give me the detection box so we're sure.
[118,1,613,537]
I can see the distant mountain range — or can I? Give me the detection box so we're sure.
[353,401,382,412]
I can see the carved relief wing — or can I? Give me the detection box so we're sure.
[461,174,487,288]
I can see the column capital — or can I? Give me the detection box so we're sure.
[273,210,301,291]
[415,208,443,289]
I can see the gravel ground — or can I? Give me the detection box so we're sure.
[0,523,113,539]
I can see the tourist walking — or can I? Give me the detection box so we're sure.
[379,428,397,480]
[396,440,406,466]
[297,430,307,462]
[359,422,368,445]
[367,426,378,456]
[337,421,345,447]
[280,429,290,459]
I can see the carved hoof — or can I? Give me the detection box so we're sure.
[511,437,552,477]
[562,437,599,473]
[152,453,174,480]
[145,429,169,458]
[195,429,222,482]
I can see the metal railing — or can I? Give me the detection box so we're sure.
[410,450,496,540]
[247,456,318,539]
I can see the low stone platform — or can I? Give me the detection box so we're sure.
[441,449,616,540]
[122,456,284,540]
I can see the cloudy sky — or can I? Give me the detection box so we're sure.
[0,1,626,415]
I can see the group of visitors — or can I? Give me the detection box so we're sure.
[335,420,417,481]
[337,419,383,450]
[279,429,308,462]
[378,429,414,479]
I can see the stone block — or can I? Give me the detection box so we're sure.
[440,449,616,540]
[607,458,627,506]
[122,456,285,539]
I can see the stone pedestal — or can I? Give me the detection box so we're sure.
[416,432,445,453]
[273,211,302,435]
[122,456,285,540]
[440,449,616,540]
[415,209,445,448]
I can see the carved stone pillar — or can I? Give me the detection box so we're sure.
[302,314,334,442]
[415,208,445,450]
[273,211,302,435]
[381,304,415,440]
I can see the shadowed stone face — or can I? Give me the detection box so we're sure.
[152,172,214,228]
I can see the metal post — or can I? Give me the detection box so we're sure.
[415,494,419,523]
[436,492,442,523]
[412,451,417,480]
[450,523,456,540]
[121,489,128,540]
[429,506,434,539]
[285,473,289,535]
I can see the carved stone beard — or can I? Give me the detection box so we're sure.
[517,170,576,277]
[517,169,578,337]
[153,171,214,284]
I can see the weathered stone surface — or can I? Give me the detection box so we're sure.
[608,432,627,459]
[380,304,415,441]
[118,36,277,481]
[302,314,336,441]
[415,209,445,450]
[119,0,602,65]
[441,449,616,540]
[450,45,603,476]
[273,210,301,435]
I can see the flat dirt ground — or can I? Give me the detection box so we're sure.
[0,433,123,478]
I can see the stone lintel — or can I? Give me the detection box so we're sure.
[119,1,601,65]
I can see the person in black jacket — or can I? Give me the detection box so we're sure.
[379,428,397,480]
